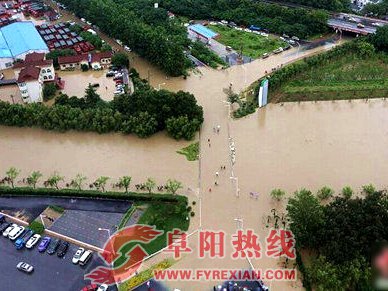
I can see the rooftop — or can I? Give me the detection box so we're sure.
[188,24,218,39]
[17,66,40,82]
[0,22,48,58]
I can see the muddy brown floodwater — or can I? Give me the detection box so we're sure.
[1,9,384,290]
[0,127,198,191]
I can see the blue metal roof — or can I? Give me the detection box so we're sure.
[0,22,48,58]
[189,24,218,39]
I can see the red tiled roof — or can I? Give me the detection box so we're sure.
[13,52,52,69]
[91,51,112,63]
[25,52,45,62]
[17,66,40,82]
[58,54,88,65]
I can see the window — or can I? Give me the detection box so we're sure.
[41,69,46,73]
[43,76,48,80]
[70,64,74,67]
[5,62,12,68]
[47,69,51,73]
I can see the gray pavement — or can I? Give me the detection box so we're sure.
[0,231,116,291]
[49,210,126,248]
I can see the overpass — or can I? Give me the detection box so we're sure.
[327,19,376,35]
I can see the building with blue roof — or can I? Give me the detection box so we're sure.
[0,21,49,69]
[188,24,219,43]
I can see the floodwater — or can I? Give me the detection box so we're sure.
[57,70,117,101]
[1,8,383,290]
[0,127,198,191]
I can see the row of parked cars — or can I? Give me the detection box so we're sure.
[0,214,108,291]
[106,66,126,95]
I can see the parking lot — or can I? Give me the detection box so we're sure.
[49,210,124,248]
[0,231,115,291]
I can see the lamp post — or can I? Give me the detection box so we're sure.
[157,82,166,90]
[230,176,240,197]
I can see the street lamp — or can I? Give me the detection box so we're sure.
[157,82,166,90]
[230,176,240,197]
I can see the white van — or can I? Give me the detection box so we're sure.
[79,250,93,266]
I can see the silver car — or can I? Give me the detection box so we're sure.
[16,262,34,273]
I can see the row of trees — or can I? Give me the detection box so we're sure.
[287,187,387,289]
[161,0,329,38]
[271,0,349,11]
[0,73,203,139]
[2,167,183,194]
[363,0,388,18]
[57,0,190,76]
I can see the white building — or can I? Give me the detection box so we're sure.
[13,52,55,103]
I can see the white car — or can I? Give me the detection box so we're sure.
[124,46,131,52]
[3,224,17,237]
[97,284,108,291]
[26,234,41,249]
[72,247,85,264]
[17,262,34,273]
[9,226,25,240]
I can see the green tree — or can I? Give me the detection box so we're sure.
[29,221,45,235]
[270,188,286,201]
[5,167,20,188]
[371,25,388,52]
[94,176,110,192]
[341,186,353,199]
[287,188,324,249]
[165,179,183,194]
[356,41,375,58]
[27,171,43,189]
[70,173,87,190]
[166,116,200,140]
[316,186,334,201]
[362,184,375,195]
[111,52,129,68]
[81,64,89,72]
[145,177,156,194]
[118,176,132,193]
[45,172,64,190]
[43,83,57,101]
[84,84,101,107]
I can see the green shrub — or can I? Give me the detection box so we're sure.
[270,188,286,201]
[317,186,334,200]
[43,83,57,102]
[80,64,89,71]
[29,221,44,234]
[362,184,375,195]
[48,205,64,213]
[341,186,353,199]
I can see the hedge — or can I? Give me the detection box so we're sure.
[0,186,187,204]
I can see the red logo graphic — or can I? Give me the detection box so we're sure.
[266,229,296,259]
[85,225,163,285]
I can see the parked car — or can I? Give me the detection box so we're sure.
[273,47,283,54]
[225,46,232,51]
[0,214,5,224]
[97,284,108,291]
[9,226,25,241]
[357,23,365,28]
[124,45,131,52]
[291,36,300,41]
[106,71,115,77]
[57,241,69,257]
[81,284,97,291]
[0,222,10,233]
[262,53,269,59]
[38,237,51,252]
[15,229,33,250]
[47,238,61,255]
[3,223,17,237]
[72,247,85,264]
[26,234,41,249]
[79,250,93,266]
[16,262,34,274]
